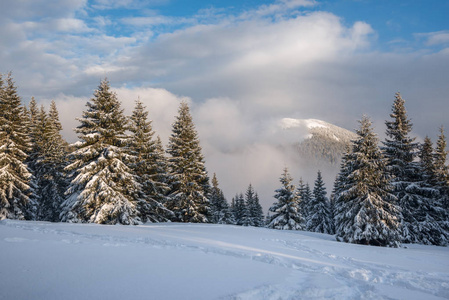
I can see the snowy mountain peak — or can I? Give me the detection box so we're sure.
[279,118,328,130]
[276,117,357,167]
[278,118,355,143]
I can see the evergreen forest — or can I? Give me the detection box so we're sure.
[1,73,448,247]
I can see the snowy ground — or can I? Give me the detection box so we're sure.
[1,220,448,300]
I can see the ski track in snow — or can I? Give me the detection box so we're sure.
[1,220,449,300]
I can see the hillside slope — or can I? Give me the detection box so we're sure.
[1,220,448,300]
[279,118,357,167]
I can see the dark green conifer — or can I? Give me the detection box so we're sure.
[0,73,34,220]
[166,101,210,222]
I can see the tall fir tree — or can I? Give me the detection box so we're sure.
[307,171,333,234]
[250,192,265,227]
[61,79,141,225]
[153,136,171,199]
[331,147,353,234]
[433,127,449,236]
[296,178,306,220]
[242,184,254,226]
[382,93,417,191]
[32,104,68,221]
[411,135,449,245]
[419,136,437,185]
[382,94,446,245]
[434,127,449,211]
[334,116,401,247]
[26,97,41,217]
[128,99,173,223]
[301,182,313,223]
[0,73,34,220]
[231,193,246,225]
[209,173,233,224]
[243,184,264,227]
[166,101,210,223]
[267,167,304,230]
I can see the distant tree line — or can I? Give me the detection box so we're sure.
[1,73,448,247]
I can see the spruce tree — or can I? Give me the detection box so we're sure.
[153,136,171,201]
[301,183,313,223]
[296,178,306,217]
[307,171,333,234]
[128,99,173,223]
[419,136,437,185]
[232,193,246,226]
[209,173,233,224]
[241,184,264,227]
[382,94,446,245]
[32,104,68,221]
[411,136,449,245]
[26,97,41,218]
[382,93,417,190]
[166,101,210,223]
[433,128,449,238]
[0,73,34,220]
[61,79,141,225]
[331,147,353,234]
[267,167,304,230]
[334,116,401,247]
[242,184,255,226]
[435,127,449,209]
[251,193,265,227]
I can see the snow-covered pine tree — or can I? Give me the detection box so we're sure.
[231,193,246,225]
[382,94,446,245]
[25,97,41,218]
[434,127,449,211]
[296,178,306,212]
[153,136,171,200]
[209,173,233,224]
[42,101,68,221]
[32,104,68,222]
[210,173,223,223]
[230,196,237,224]
[334,116,401,247]
[61,79,141,225]
[0,73,34,220]
[242,184,255,226]
[307,170,333,234]
[243,184,264,227]
[267,167,304,230]
[250,192,265,227]
[331,147,353,235]
[166,101,210,223]
[382,93,417,191]
[301,182,312,222]
[128,99,173,223]
[419,136,437,185]
[412,135,449,245]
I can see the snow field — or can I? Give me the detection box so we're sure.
[1,220,448,300]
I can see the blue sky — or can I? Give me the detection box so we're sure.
[78,0,449,51]
[1,0,448,203]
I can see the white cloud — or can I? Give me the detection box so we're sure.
[244,0,316,18]
[91,0,168,10]
[0,0,86,20]
[417,30,449,46]
[114,86,189,144]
